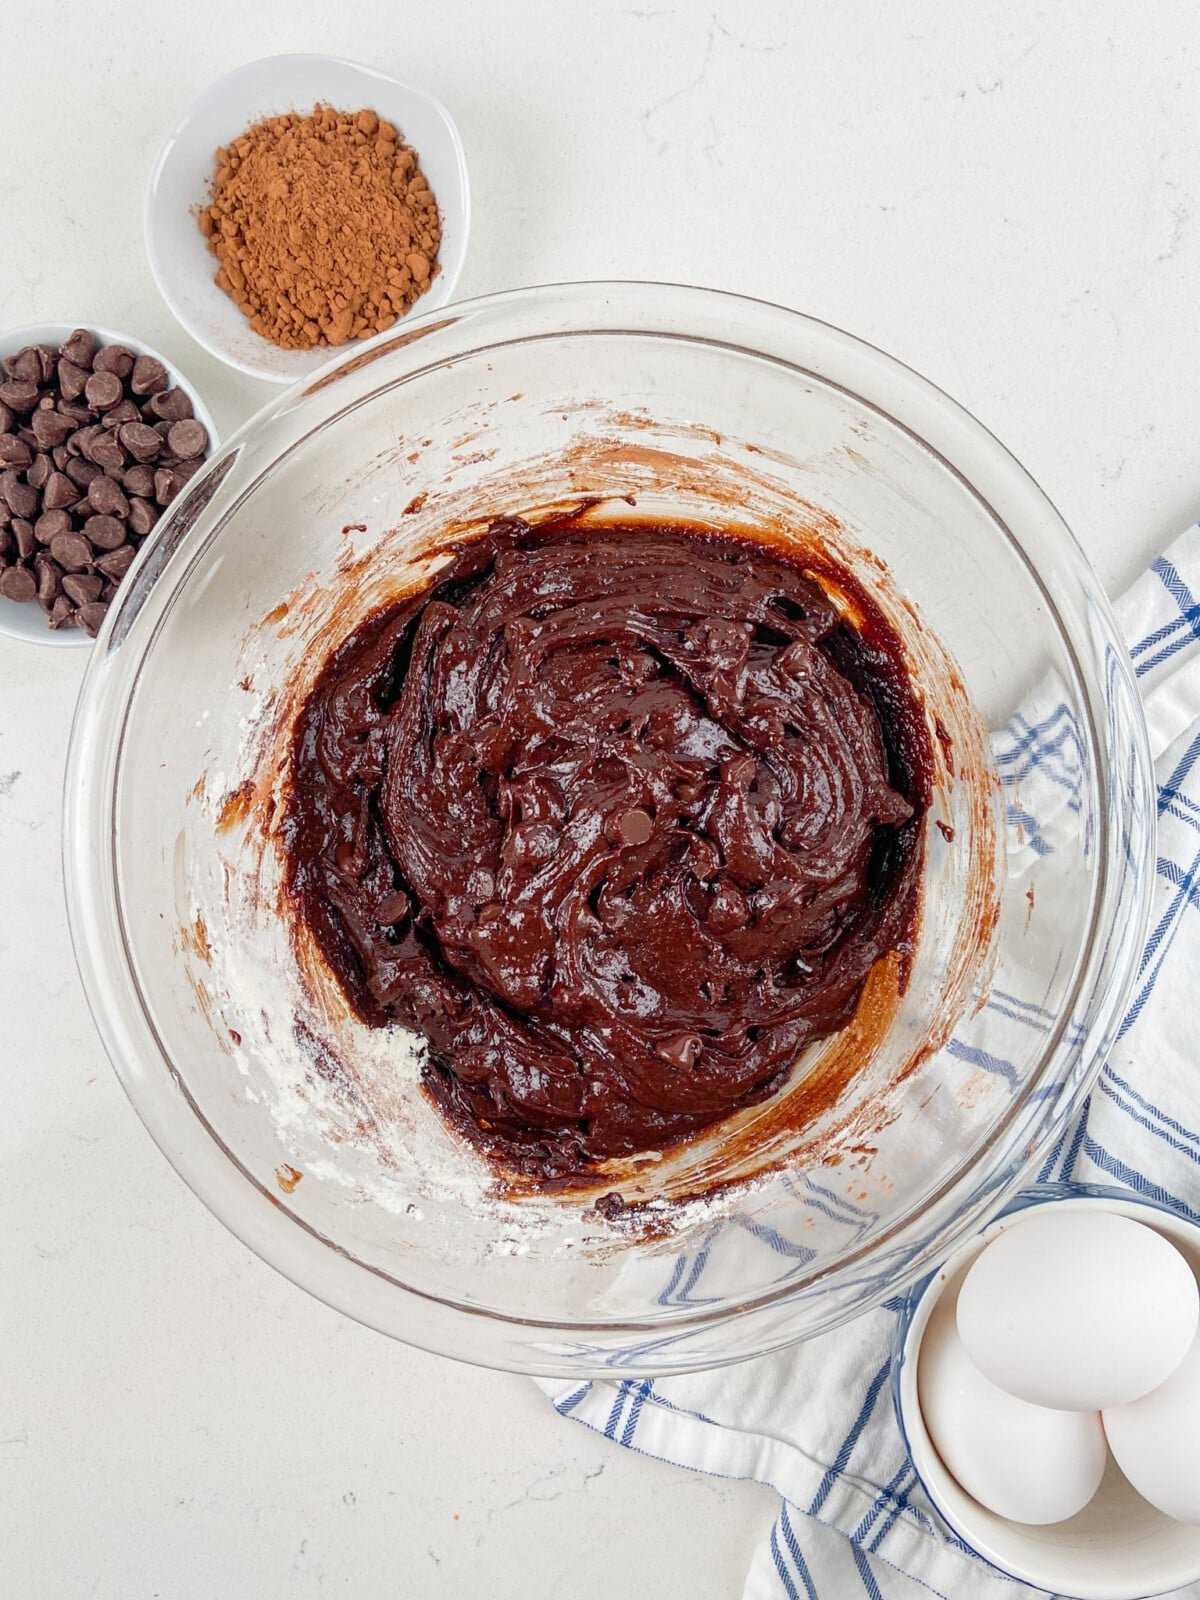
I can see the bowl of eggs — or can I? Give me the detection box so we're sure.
[896,1184,1200,1599]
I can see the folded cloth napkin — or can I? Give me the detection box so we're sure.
[541,522,1200,1600]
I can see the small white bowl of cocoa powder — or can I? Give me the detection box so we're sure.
[145,54,470,384]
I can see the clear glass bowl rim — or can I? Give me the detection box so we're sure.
[62,281,1156,1373]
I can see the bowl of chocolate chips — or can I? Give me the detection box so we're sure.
[0,323,216,645]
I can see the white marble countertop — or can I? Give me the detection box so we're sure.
[4,4,1199,1595]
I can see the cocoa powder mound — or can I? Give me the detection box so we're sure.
[199,105,442,350]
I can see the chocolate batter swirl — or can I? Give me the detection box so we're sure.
[285,516,928,1178]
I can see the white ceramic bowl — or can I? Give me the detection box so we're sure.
[895,1185,1200,1600]
[0,321,218,650]
[144,54,471,384]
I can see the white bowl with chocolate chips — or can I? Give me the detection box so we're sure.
[0,322,217,648]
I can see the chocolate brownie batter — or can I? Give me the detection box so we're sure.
[285,515,929,1179]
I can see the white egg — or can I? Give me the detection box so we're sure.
[956,1210,1198,1411]
[1104,1336,1200,1524]
[917,1293,1107,1525]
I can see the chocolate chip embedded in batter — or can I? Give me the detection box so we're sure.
[655,1035,703,1071]
[166,419,208,459]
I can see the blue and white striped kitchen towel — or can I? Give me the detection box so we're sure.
[542,522,1200,1600]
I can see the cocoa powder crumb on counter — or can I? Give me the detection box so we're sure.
[199,104,442,351]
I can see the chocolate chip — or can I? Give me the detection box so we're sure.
[35,509,72,545]
[47,595,76,628]
[72,425,102,461]
[152,419,174,439]
[171,458,202,484]
[118,421,161,462]
[50,530,93,571]
[60,328,96,368]
[84,371,123,411]
[51,445,69,470]
[43,471,75,510]
[0,434,32,468]
[0,525,11,557]
[96,543,135,581]
[0,380,40,413]
[89,432,125,471]
[62,571,102,606]
[92,344,133,380]
[6,348,42,384]
[154,467,183,505]
[65,458,102,490]
[0,401,11,435]
[1,472,38,518]
[122,463,155,497]
[35,554,63,605]
[0,565,37,602]
[57,399,92,428]
[130,355,168,396]
[127,497,158,537]
[104,398,141,427]
[147,387,193,422]
[83,513,125,551]
[77,600,109,637]
[100,579,119,602]
[26,452,51,491]
[12,520,37,560]
[87,476,129,518]
[167,419,208,459]
[17,426,38,450]
[57,357,88,401]
[30,409,72,449]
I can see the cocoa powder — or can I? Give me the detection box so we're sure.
[199,105,442,350]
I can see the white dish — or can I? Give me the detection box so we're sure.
[895,1186,1200,1600]
[0,321,218,651]
[144,53,471,384]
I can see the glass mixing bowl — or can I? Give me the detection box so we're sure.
[64,283,1153,1375]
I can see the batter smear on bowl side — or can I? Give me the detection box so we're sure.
[284,514,931,1180]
